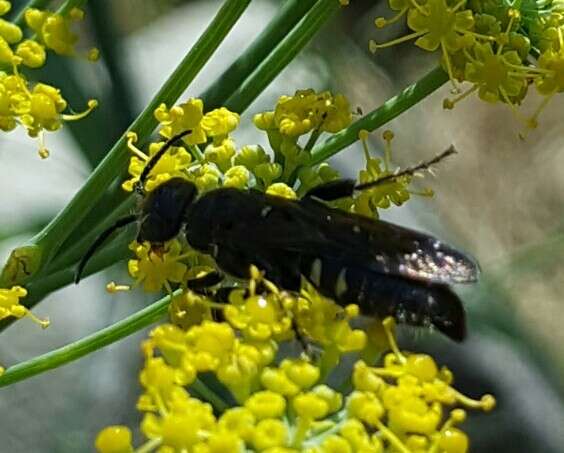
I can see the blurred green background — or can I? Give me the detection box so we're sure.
[1,1,563,451]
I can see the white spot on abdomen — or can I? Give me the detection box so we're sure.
[335,268,348,298]
[310,258,322,286]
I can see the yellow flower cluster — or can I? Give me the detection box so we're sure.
[95,317,494,453]
[125,92,352,196]
[120,94,354,290]
[0,2,97,157]
[100,93,496,452]
[254,89,352,182]
[255,89,352,137]
[371,0,564,130]
[0,285,48,327]
[352,129,433,218]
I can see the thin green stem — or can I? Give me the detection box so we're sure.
[201,0,317,110]
[48,193,136,272]
[190,378,230,412]
[225,0,343,113]
[1,0,251,287]
[309,66,449,165]
[0,290,177,388]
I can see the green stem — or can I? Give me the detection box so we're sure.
[225,0,343,113]
[2,0,251,287]
[309,66,449,165]
[201,0,317,110]
[190,378,229,412]
[48,193,136,272]
[0,290,176,388]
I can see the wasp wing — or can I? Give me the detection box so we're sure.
[191,189,472,341]
[206,190,478,285]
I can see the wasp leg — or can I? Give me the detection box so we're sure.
[304,179,356,201]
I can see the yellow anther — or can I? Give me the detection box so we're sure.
[69,7,85,21]
[38,147,49,159]
[87,47,100,62]
[375,17,388,28]
[344,304,359,318]
[450,408,467,423]
[382,129,394,142]
[452,388,496,411]
[62,98,98,121]
[126,131,138,143]
[106,281,131,293]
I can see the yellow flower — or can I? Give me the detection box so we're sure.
[293,392,330,419]
[141,394,216,450]
[192,163,223,192]
[122,133,194,192]
[204,137,236,172]
[0,68,95,156]
[218,408,256,442]
[295,283,366,354]
[254,162,283,188]
[266,182,297,199]
[233,144,271,171]
[16,40,46,68]
[271,89,351,137]
[0,286,49,327]
[536,46,564,94]
[0,1,11,16]
[95,426,133,453]
[155,99,207,145]
[225,289,293,342]
[347,390,385,426]
[0,18,22,44]
[169,290,215,330]
[25,8,80,55]
[252,419,288,450]
[464,42,529,103]
[127,240,188,292]
[184,321,236,371]
[21,82,68,135]
[201,106,240,140]
[0,35,15,64]
[245,390,286,419]
[223,165,250,189]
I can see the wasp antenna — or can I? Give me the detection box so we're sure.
[355,145,457,192]
[75,214,138,284]
[137,129,193,189]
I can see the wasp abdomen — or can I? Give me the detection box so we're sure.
[299,256,466,342]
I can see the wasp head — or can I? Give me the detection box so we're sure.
[138,177,198,243]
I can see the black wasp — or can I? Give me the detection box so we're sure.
[76,130,478,342]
